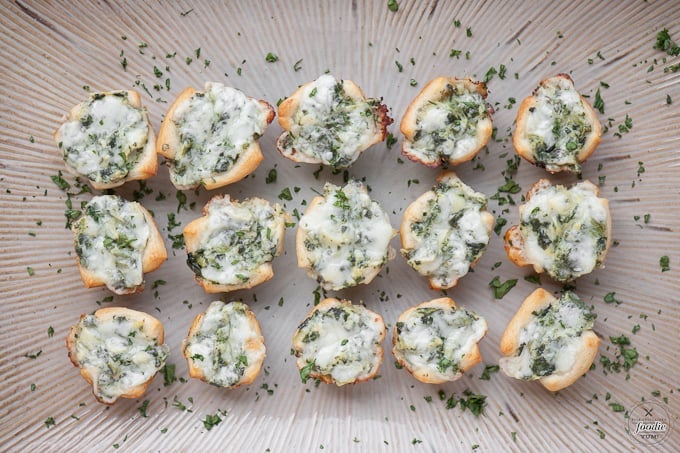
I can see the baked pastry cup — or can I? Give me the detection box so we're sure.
[499,288,600,391]
[401,171,493,289]
[184,194,288,293]
[513,74,601,173]
[400,77,492,167]
[66,307,169,404]
[277,74,392,168]
[296,180,396,290]
[157,82,275,190]
[292,298,386,386]
[54,90,157,189]
[392,297,487,384]
[72,194,167,295]
[504,179,611,282]
[182,301,266,388]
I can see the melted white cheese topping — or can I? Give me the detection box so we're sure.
[57,92,149,185]
[520,182,608,282]
[188,196,285,286]
[171,83,270,187]
[184,301,265,387]
[294,302,384,386]
[299,180,394,290]
[281,74,380,167]
[394,304,486,381]
[74,313,168,403]
[499,292,595,380]
[73,195,150,293]
[404,176,490,288]
[404,86,488,164]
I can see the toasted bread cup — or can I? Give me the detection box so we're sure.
[54,90,158,190]
[296,180,396,290]
[499,288,600,392]
[72,195,167,295]
[392,297,487,384]
[66,307,169,404]
[504,179,611,282]
[157,82,274,190]
[182,301,266,388]
[184,195,288,293]
[276,74,392,168]
[513,74,601,173]
[401,171,493,289]
[400,77,492,167]
[292,298,386,386]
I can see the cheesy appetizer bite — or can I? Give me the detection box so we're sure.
[392,297,487,384]
[513,74,601,173]
[184,195,288,293]
[296,180,396,291]
[72,195,167,295]
[54,90,157,189]
[499,288,599,391]
[66,307,169,404]
[504,179,611,282]
[157,82,275,190]
[401,172,493,289]
[276,74,392,168]
[400,77,492,167]
[292,298,386,386]
[182,301,266,388]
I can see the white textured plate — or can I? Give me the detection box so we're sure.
[1,1,678,451]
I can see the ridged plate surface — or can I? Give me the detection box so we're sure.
[1,1,678,451]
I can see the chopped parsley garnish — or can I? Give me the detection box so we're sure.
[162,364,176,386]
[603,292,621,304]
[51,172,71,191]
[137,399,150,417]
[488,276,517,299]
[660,255,670,272]
[593,88,605,114]
[299,361,315,383]
[47,326,54,337]
[202,413,222,431]
[293,59,303,72]
[654,28,680,56]
[386,133,397,149]
[387,0,399,12]
[265,52,279,63]
[395,60,403,72]
[44,417,56,428]
[479,364,500,380]
[278,187,293,201]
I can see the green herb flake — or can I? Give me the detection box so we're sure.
[293,59,303,72]
[466,27,472,37]
[387,0,399,12]
[603,292,621,304]
[593,88,605,114]
[265,52,279,63]
[202,413,222,431]
[47,326,54,337]
[667,94,672,105]
[278,187,293,201]
[395,60,403,72]
[654,28,680,56]
[26,267,35,276]
[479,364,500,380]
[386,133,397,149]
[488,276,517,299]
[44,417,56,428]
[660,255,670,272]
[609,402,625,412]
[162,364,176,386]
[51,173,71,191]
[138,399,150,417]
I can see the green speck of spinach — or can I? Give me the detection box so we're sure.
[265,52,279,63]
[47,326,54,337]
[176,191,188,213]
[51,172,71,191]
[659,255,670,272]
[524,274,541,284]
[454,19,461,27]
[643,214,651,224]
[26,267,35,276]
[466,27,472,38]
[449,49,462,59]
[484,66,497,83]
[44,417,55,428]
[498,64,507,79]
[153,66,163,78]
[299,361,315,383]
[493,217,507,236]
[488,276,517,299]
[386,133,397,149]
[604,292,621,304]
[387,0,399,12]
